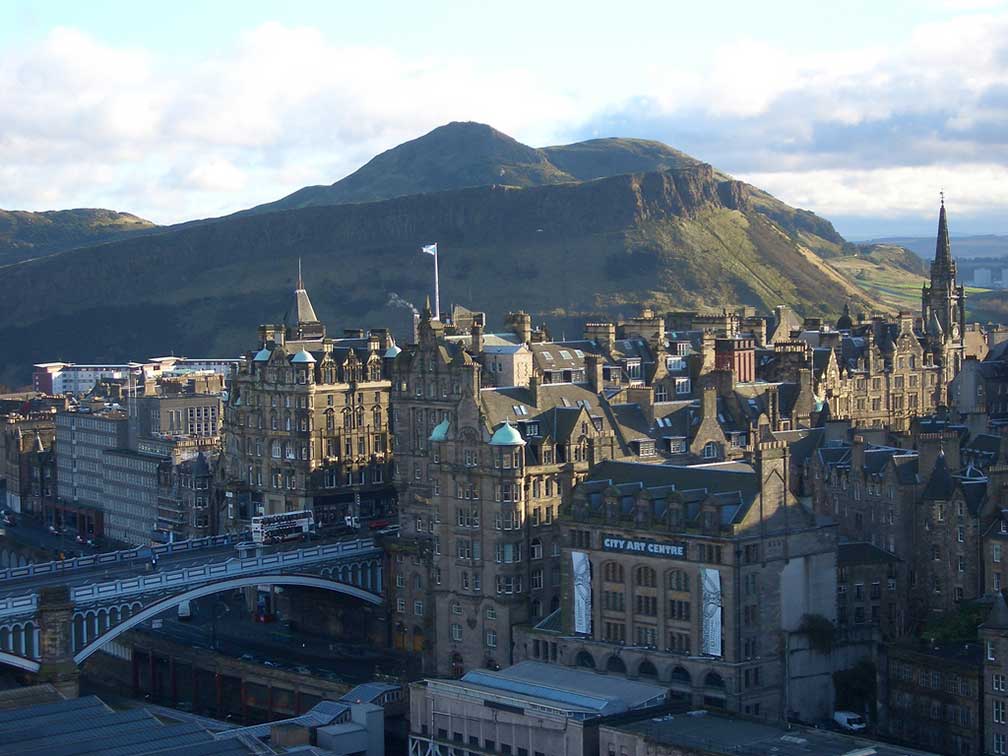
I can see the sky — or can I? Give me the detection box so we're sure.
[2,0,1007,238]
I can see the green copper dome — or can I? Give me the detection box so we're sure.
[489,421,525,446]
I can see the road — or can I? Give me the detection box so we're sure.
[134,594,401,684]
[0,515,101,559]
[0,525,364,600]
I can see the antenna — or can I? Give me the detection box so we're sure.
[940,189,945,207]
[297,258,303,290]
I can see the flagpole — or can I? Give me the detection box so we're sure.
[433,247,440,321]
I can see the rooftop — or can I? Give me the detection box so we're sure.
[430,660,668,719]
[611,710,939,756]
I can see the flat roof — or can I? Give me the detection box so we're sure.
[442,661,668,717]
[611,711,939,756]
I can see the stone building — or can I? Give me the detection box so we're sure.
[880,640,981,755]
[809,428,991,627]
[0,396,61,517]
[836,542,906,641]
[389,305,635,677]
[514,446,841,722]
[219,271,396,527]
[982,594,1008,756]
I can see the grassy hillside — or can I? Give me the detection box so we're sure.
[246,122,575,214]
[830,244,990,313]
[0,208,155,266]
[0,167,876,387]
[242,122,851,263]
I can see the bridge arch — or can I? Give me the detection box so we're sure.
[73,573,381,666]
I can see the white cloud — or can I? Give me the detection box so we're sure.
[741,163,1008,218]
[1,13,1007,229]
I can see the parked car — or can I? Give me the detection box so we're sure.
[833,711,867,732]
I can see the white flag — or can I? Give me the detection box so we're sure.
[421,243,437,256]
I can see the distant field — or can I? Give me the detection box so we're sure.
[829,255,991,312]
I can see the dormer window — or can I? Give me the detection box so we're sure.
[703,442,718,459]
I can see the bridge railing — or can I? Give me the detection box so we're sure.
[68,537,380,606]
[0,533,249,582]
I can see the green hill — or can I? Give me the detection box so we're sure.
[242,122,851,260]
[244,122,575,214]
[0,123,879,387]
[0,208,156,266]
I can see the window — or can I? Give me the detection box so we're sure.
[396,599,405,613]
[451,623,462,641]
[990,640,998,661]
[414,601,424,616]
[996,544,1003,563]
[486,630,497,648]
[995,733,1006,755]
[703,441,718,459]
[995,699,1006,725]
[675,377,691,394]
[995,673,1006,692]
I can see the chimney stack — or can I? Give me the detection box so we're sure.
[585,353,604,393]
[471,321,484,355]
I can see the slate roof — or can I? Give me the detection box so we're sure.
[0,695,253,755]
[583,459,762,525]
[838,541,901,565]
[922,452,956,501]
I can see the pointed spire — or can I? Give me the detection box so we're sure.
[935,194,953,269]
[285,259,319,327]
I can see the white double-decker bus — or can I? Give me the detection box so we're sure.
[251,509,315,544]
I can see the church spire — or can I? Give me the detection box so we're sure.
[297,257,304,290]
[935,193,953,270]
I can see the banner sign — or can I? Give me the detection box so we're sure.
[572,550,592,635]
[701,567,723,657]
[602,535,687,559]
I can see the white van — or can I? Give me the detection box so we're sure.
[833,710,867,732]
[177,600,192,621]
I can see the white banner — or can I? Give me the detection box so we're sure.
[572,551,592,635]
[701,567,723,657]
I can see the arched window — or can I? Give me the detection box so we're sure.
[575,650,596,669]
[670,666,691,685]
[603,562,624,583]
[356,407,365,429]
[704,671,725,689]
[325,410,334,431]
[343,410,352,430]
[373,407,382,428]
[530,598,542,618]
[635,565,656,588]
[638,660,658,678]
[271,441,281,459]
[606,655,627,674]
[285,413,292,431]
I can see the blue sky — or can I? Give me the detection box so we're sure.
[2,0,1007,237]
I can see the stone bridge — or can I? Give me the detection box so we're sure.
[0,535,385,695]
